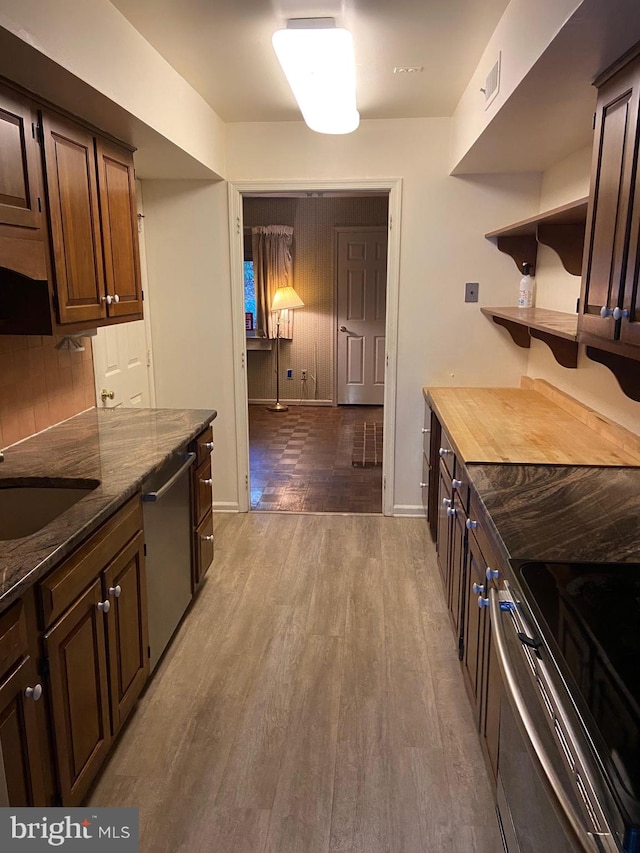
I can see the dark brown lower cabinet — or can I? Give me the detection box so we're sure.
[41,496,148,806]
[45,578,112,806]
[0,654,46,806]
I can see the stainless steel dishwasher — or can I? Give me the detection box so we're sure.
[142,451,196,672]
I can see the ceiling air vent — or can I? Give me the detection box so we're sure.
[481,53,501,109]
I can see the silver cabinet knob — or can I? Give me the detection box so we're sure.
[446,506,456,517]
[419,482,428,488]
[478,596,490,608]
[613,307,629,320]
[486,567,499,580]
[204,441,214,451]
[201,534,214,542]
[97,600,111,613]
[103,294,120,305]
[600,305,614,318]
[200,478,213,487]
[442,497,452,507]
[25,684,43,701]
[421,427,430,434]
[452,478,462,489]
[108,585,122,598]
[472,582,485,595]
[466,518,478,530]
[438,447,452,457]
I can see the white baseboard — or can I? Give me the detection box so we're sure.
[392,504,427,518]
[213,501,240,513]
[247,398,333,407]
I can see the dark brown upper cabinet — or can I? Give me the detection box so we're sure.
[579,48,640,353]
[41,112,107,326]
[0,82,48,281]
[96,138,143,320]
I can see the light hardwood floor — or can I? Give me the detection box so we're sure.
[89,512,502,852]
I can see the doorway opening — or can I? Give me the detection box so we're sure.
[242,192,388,514]
[228,178,402,517]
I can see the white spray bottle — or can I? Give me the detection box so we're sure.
[518,262,535,308]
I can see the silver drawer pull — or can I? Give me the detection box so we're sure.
[486,567,499,580]
[472,582,485,595]
[466,518,478,530]
[438,447,452,457]
[477,595,489,608]
[421,428,430,434]
[446,506,456,517]
[200,478,213,487]
[108,585,122,598]
[24,684,43,701]
[442,498,452,507]
[204,441,214,451]
[419,481,428,488]
[97,600,111,613]
[201,534,214,542]
[452,478,462,489]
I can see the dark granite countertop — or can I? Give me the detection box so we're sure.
[0,407,216,610]
[468,463,640,565]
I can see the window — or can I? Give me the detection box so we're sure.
[244,232,256,332]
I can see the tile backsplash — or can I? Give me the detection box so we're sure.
[0,335,95,449]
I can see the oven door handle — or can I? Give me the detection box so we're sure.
[489,588,607,853]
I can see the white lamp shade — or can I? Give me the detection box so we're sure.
[272,24,360,135]
[271,285,304,312]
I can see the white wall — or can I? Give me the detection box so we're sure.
[227,118,541,513]
[142,180,239,511]
[529,146,640,434]
[450,0,581,172]
[0,0,226,177]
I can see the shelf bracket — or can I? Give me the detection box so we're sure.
[490,315,531,349]
[586,346,640,401]
[536,223,585,276]
[494,235,537,274]
[530,328,578,368]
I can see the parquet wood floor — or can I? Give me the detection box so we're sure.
[249,405,383,513]
[88,512,502,853]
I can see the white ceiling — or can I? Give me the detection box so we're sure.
[109,0,511,122]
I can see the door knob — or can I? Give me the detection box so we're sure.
[101,389,115,403]
[339,325,348,332]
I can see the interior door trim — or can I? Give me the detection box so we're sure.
[228,178,403,517]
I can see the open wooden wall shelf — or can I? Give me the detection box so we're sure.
[481,306,579,368]
[485,197,589,275]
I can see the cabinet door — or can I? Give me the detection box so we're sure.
[448,492,466,645]
[0,655,45,806]
[580,58,640,340]
[482,622,501,783]
[436,465,452,589]
[0,84,42,232]
[462,531,486,724]
[103,531,149,736]
[44,578,111,806]
[41,112,106,325]
[192,458,213,527]
[95,138,143,319]
[193,510,214,591]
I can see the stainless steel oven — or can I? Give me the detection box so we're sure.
[489,569,632,853]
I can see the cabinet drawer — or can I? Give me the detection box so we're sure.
[0,600,28,681]
[39,495,143,629]
[194,426,214,467]
[192,459,213,527]
[437,430,455,478]
[193,510,214,589]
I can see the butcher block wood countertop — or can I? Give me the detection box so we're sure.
[424,379,640,466]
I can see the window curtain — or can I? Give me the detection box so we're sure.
[252,225,295,339]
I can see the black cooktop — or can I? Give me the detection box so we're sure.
[517,561,640,847]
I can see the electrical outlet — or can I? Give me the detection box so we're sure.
[286,368,293,379]
[301,369,307,380]
[465,282,479,303]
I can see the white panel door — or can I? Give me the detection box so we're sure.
[336,228,388,405]
[92,320,151,409]
[92,180,154,410]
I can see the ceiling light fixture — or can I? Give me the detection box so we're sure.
[272,18,360,135]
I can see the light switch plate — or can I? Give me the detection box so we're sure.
[465,282,479,303]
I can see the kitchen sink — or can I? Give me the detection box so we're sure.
[0,479,100,540]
